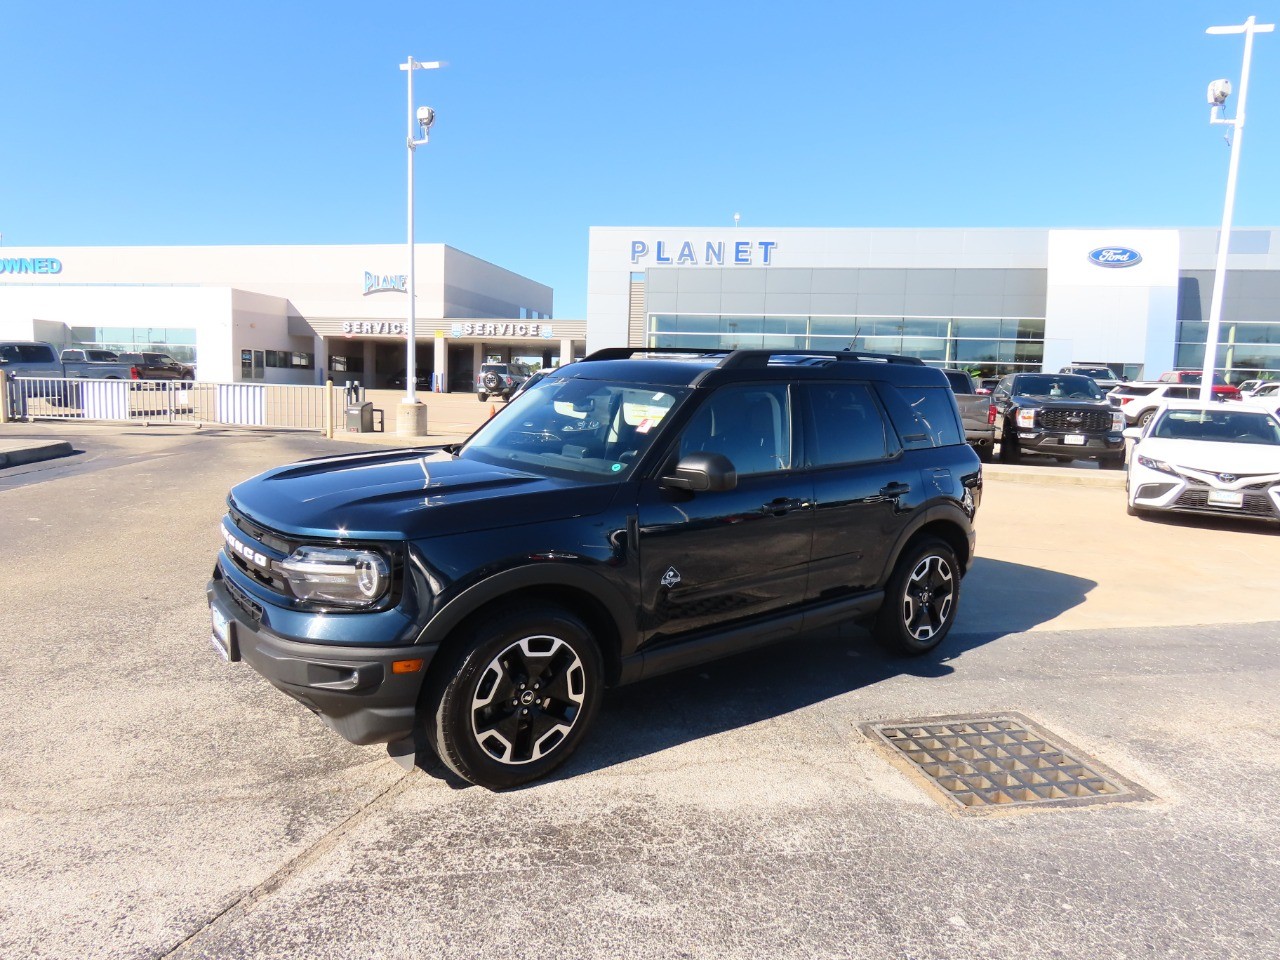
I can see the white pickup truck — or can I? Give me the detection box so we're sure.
[0,341,134,380]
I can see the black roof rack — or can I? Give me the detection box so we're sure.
[582,346,924,368]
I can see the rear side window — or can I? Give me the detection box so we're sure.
[802,383,895,466]
[7,344,56,363]
[880,385,964,448]
[941,371,973,393]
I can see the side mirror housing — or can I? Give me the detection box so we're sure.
[1122,427,1142,441]
[660,452,737,492]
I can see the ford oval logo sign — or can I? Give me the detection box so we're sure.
[1088,246,1142,268]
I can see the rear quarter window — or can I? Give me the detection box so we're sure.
[878,384,964,449]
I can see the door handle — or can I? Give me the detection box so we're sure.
[762,496,806,516]
[879,482,911,498]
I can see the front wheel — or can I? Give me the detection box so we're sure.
[477,392,488,402]
[874,538,961,655]
[424,604,603,790]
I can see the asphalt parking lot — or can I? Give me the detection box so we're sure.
[1,422,1276,960]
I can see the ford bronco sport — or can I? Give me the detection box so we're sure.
[207,348,981,789]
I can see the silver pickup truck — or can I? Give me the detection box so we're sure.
[0,341,134,380]
[942,368,997,461]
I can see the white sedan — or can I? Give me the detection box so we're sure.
[1124,401,1280,523]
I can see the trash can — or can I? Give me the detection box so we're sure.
[345,402,374,433]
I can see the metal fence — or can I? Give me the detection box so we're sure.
[1,375,342,435]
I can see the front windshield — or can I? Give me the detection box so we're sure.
[1013,375,1103,400]
[460,376,687,481]
[1152,409,1280,445]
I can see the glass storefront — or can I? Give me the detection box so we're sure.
[1175,319,1280,382]
[69,326,197,363]
[649,314,1045,377]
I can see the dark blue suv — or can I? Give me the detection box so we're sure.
[207,348,981,789]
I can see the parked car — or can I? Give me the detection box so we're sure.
[975,377,1001,396]
[1124,401,1280,523]
[992,372,1125,467]
[1,341,133,381]
[475,361,532,402]
[1059,364,1125,392]
[1157,371,1241,401]
[941,369,997,461]
[1242,381,1280,399]
[117,352,195,382]
[207,347,981,789]
[387,372,430,390]
[1107,382,1202,427]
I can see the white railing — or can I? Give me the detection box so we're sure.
[0,374,352,436]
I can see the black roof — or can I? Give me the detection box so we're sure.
[565,347,947,390]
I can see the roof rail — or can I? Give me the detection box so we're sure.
[581,346,925,369]
[582,346,730,363]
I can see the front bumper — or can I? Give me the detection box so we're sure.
[1128,462,1280,522]
[206,575,435,745]
[1017,430,1124,458]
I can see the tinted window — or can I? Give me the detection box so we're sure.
[893,386,964,447]
[15,344,56,363]
[1153,409,1280,445]
[678,384,792,476]
[803,383,892,466]
[1115,385,1155,397]
[941,371,973,393]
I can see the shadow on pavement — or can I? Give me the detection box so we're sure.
[537,559,1095,785]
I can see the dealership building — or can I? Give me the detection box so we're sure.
[0,244,578,390]
[587,226,1280,382]
[3,228,1279,389]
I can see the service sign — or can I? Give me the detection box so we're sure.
[451,322,554,339]
[1087,247,1142,268]
[341,321,408,336]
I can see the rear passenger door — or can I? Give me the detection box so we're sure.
[800,381,914,600]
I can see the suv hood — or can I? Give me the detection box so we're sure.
[228,449,616,541]
[1015,393,1110,408]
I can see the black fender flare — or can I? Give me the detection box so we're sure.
[412,562,635,662]
[875,501,975,586]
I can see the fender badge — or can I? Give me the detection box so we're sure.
[660,566,682,588]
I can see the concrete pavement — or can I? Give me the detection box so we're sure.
[0,425,1276,960]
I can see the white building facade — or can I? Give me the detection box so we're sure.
[0,244,581,389]
[587,226,1280,382]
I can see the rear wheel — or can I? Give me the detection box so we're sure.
[1100,456,1125,470]
[423,603,603,790]
[1138,409,1156,428]
[874,538,960,655]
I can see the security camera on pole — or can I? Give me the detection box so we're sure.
[398,55,441,437]
[1199,16,1273,405]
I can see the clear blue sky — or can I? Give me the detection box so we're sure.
[2,2,1277,318]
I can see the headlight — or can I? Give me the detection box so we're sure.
[1111,412,1125,431]
[279,546,391,607]
[1136,454,1178,476]
[1016,408,1037,429]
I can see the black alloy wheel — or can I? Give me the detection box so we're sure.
[874,538,960,655]
[424,603,603,790]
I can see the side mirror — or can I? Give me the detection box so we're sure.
[1122,427,1142,441]
[660,452,737,492]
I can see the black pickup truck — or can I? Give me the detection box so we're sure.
[993,372,1125,467]
[118,352,195,382]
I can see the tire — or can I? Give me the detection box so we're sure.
[482,372,502,393]
[873,538,961,656]
[1126,501,1149,519]
[477,392,488,402]
[999,419,1021,464]
[423,603,604,790]
[1100,456,1124,471]
[974,443,993,463]
[1138,409,1156,428]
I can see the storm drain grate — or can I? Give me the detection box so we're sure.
[862,712,1153,814]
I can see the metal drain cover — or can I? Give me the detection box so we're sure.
[862,712,1153,814]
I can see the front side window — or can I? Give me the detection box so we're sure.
[676,384,792,476]
[461,377,685,481]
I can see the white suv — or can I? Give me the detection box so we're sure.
[1108,382,1201,427]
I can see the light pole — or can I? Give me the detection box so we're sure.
[398,55,441,436]
[1199,16,1273,404]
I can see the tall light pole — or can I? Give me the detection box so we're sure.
[398,55,440,436]
[1199,16,1273,404]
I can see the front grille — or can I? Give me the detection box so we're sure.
[222,509,295,596]
[1173,488,1278,518]
[1040,408,1112,432]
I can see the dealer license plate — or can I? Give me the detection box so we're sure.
[1063,435,1086,446]
[1207,489,1244,508]
[209,604,235,661]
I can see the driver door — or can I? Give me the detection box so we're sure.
[634,383,813,646]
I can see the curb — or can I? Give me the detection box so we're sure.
[0,441,75,469]
[982,462,1125,488]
